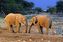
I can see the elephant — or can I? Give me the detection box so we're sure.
[28,15,52,34]
[4,13,28,33]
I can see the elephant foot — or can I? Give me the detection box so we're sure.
[28,31,30,33]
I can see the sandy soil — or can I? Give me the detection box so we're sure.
[0,27,63,42]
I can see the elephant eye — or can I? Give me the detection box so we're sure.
[35,17,38,24]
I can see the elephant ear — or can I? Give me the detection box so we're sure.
[35,16,38,24]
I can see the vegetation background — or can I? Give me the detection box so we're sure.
[0,0,63,16]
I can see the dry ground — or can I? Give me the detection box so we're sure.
[0,27,63,42]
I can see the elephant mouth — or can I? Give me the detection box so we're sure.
[35,20,38,24]
[35,16,38,24]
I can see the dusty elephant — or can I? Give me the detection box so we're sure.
[28,15,52,34]
[4,13,28,33]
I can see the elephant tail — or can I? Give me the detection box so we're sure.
[49,19,52,29]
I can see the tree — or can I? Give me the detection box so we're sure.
[34,7,43,14]
[47,7,56,14]
[0,0,34,15]
[1,0,16,14]
[56,1,63,13]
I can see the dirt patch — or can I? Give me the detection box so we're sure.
[0,28,63,42]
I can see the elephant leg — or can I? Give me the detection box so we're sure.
[25,25,27,33]
[38,23,43,34]
[28,23,34,33]
[10,25,14,33]
[18,23,21,33]
[6,22,11,32]
[45,20,49,34]
[46,28,48,34]
[25,19,28,33]
[16,23,19,33]
[23,25,27,33]
[15,20,19,33]
[28,26,32,33]
[25,20,28,33]
[7,25,10,32]
[39,25,43,34]
[25,23,28,33]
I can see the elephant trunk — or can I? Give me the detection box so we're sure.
[25,18,28,33]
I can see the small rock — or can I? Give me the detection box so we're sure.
[54,31,56,34]
[29,39,32,41]
[17,40,20,42]
[41,38,43,40]
[48,40,50,42]
[23,40,26,42]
